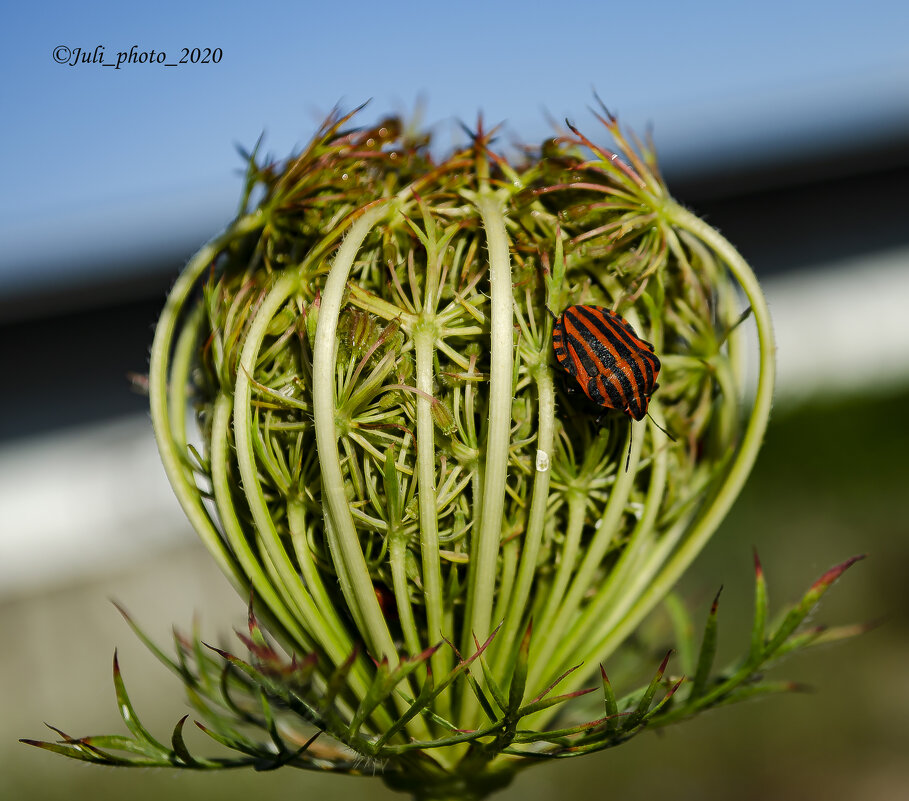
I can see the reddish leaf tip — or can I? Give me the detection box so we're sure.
[44,722,74,741]
[202,641,232,659]
[855,617,885,635]
[657,650,673,675]
[711,585,724,613]
[420,642,443,661]
[752,548,763,578]
[441,635,463,661]
[110,599,132,621]
[811,554,866,591]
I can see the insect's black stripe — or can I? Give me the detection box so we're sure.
[569,321,634,410]
[553,316,579,374]
[568,308,644,405]
[566,336,626,409]
[585,306,658,369]
[563,314,635,408]
[603,309,656,354]
[577,306,661,419]
[575,306,658,397]
[575,306,654,390]
[562,314,620,388]
[552,321,569,368]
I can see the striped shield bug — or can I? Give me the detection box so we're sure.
[553,305,672,468]
[553,304,661,421]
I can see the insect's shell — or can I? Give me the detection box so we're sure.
[552,305,661,421]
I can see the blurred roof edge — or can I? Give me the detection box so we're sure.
[662,121,909,200]
[3,124,909,324]
[0,245,191,325]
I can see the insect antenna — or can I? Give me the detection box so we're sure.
[646,411,677,442]
[624,413,676,472]
[625,423,633,472]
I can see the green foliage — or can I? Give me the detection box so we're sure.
[23,556,863,777]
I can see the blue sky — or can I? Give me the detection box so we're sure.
[3,0,909,298]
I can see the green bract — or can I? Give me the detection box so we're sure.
[26,107,861,801]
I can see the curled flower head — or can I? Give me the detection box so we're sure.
[154,106,774,792]
[34,105,842,801]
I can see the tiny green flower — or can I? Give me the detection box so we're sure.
[24,105,863,801]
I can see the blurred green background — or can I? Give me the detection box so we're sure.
[4,389,907,800]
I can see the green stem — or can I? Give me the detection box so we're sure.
[389,533,422,657]
[414,324,447,681]
[311,200,435,744]
[460,192,513,723]
[311,202,399,661]
[167,300,200,455]
[149,213,264,595]
[621,200,775,617]
[490,362,555,678]
[532,491,587,650]
[286,497,357,653]
[491,538,518,632]
[210,392,314,652]
[464,193,513,641]
[233,272,354,661]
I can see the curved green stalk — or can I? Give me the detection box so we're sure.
[389,534,422,657]
[166,302,200,455]
[491,363,556,677]
[532,491,588,648]
[463,193,513,647]
[632,199,775,603]
[149,213,264,593]
[455,191,514,728]
[210,391,314,652]
[491,539,519,629]
[233,272,351,659]
[286,497,359,654]
[311,202,399,661]
[414,324,446,674]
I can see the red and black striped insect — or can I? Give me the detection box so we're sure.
[552,304,661,421]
